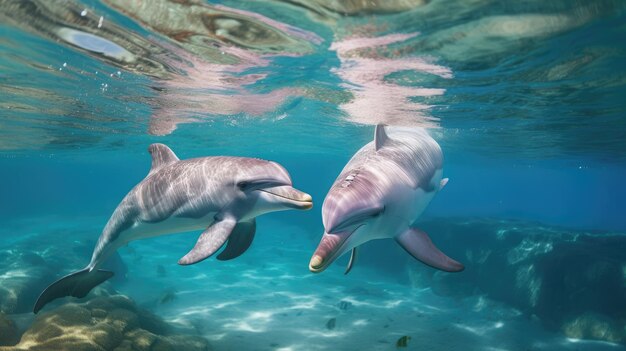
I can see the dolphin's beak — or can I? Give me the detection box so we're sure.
[260,185,313,210]
[309,226,360,273]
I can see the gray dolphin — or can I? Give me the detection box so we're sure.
[34,144,313,313]
[309,125,463,274]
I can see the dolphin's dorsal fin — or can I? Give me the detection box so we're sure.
[374,124,389,151]
[148,143,179,173]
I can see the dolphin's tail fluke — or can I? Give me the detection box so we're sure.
[33,268,114,313]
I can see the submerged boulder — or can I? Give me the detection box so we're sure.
[0,313,19,346]
[406,218,626,345]
[0,295,210,351]
[0,250,55,314]
[562,312,624,344]
[0,228,127,314]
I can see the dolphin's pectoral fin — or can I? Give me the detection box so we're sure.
[178,215,237,265]
[217,219,256,261]
[395,228,464,272]
[344,247,359,275]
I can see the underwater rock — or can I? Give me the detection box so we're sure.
[0,295,210,351]
[405,218,626,344]
[0,229,126,315]
[0,313,19,346]
[562,312,624,344]
[0,249,56,314]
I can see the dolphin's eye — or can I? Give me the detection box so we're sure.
[237,182,249,190]
[331,206,384,232]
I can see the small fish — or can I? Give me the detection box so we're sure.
[338,300,352,311]
[159,290,177,304]
[396,336,411,348]
[326,317,336,330]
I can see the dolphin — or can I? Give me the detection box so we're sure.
[309,125,463,274]
[34,144,313,313]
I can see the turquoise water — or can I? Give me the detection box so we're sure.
[1,1,625,350]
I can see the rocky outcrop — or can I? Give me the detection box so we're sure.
[0,313,19,346]
[407,218,626,344]
[0,295,209,351]
[561,312,624,344]
[0,250,55,314]
[0,230,126,314]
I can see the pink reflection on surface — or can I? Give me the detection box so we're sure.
[331,32,452,127]
[148,40,307,136]
[127,1,324,136]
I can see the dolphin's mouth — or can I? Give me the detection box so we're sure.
[260,185,313,210]
[309,225,363,273]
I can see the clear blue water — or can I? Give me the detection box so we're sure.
[1,1,625,350]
